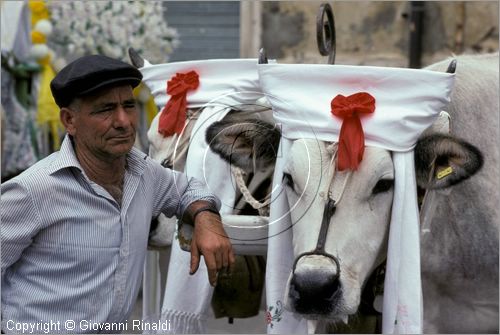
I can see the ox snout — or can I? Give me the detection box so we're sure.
[288,254,341,316]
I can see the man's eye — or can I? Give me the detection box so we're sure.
[124,103,137,109]
[94,108,112,114]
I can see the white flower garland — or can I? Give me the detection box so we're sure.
[48,1,178,64]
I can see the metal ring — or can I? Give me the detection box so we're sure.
[316,3,336,64]
[292,251,341,282]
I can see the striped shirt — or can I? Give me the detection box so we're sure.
[1,135,220,333]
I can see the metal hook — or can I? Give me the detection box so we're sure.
[316,3,336,65]
[258,48,268,64]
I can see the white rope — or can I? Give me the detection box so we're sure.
[325,142,352,204]
[159,109,201,169]
[230,141,350,217]
[329,170,352,205]
[231,165,271,216]
[160,107,273,217]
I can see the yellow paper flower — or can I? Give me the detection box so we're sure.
[28,1,46,13]
[31,30,46,44]
[134,84,158,126]
[29,1,50,26]
[37,54,51,66]
[29,0,63,150]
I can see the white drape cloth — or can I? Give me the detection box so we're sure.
[257,63,455,334]
[1,1,26,54]
[140,59,268,333]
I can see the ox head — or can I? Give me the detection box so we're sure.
[206,112,483,322]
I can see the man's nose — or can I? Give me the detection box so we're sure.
[113,107,132,128]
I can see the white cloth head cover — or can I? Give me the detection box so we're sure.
[257,63,455,334]
[140,58,268,333]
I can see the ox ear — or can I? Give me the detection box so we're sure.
[414,134,483,189]
[128,47,145,68]
[206,117,281,171]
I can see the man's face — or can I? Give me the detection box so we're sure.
[62,85,139,161]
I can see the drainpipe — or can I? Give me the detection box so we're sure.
[408,1,425,68]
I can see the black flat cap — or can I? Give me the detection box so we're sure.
[50,54,143,108]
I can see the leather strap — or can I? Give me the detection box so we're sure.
[183,204,220,226]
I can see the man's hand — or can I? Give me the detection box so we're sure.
[188,207,235,286]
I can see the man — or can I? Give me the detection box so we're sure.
[1,55,234,333]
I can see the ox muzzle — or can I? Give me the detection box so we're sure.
[288,199,342,315]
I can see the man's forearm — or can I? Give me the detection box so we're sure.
[181,200,220,226]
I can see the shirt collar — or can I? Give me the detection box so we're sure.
[47,134,147,176]
[127,146,148,176]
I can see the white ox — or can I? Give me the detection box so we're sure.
[206,53,499,333]
[129,49,275,327]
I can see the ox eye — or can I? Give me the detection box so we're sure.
[372,179,393,194]
[282,172,294,189]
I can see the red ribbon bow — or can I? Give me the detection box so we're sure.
[158,71,200,137]
[331,92,376,171]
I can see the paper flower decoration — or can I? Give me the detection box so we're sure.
[47,1,178,64]
[28,1,54,65]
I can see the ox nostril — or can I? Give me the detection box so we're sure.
[291,271,340,299]
[289,255,342,315]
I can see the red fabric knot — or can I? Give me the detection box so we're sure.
[158,70,200,137]
[331,92,376,171]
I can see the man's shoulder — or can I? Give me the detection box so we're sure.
[13,152,58,177]
[4,152,63,189]
[128,146,163,175]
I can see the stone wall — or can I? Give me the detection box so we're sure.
[260,1,499,67]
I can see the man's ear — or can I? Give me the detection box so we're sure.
[60,107,76,136]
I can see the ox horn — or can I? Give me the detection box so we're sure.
[446,59,457,73]
[258,48,268,64]
[128,47,145,68]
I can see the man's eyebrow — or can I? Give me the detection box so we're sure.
[122,98,138,104]
[93,102,117,109]
[92,98,137,109]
